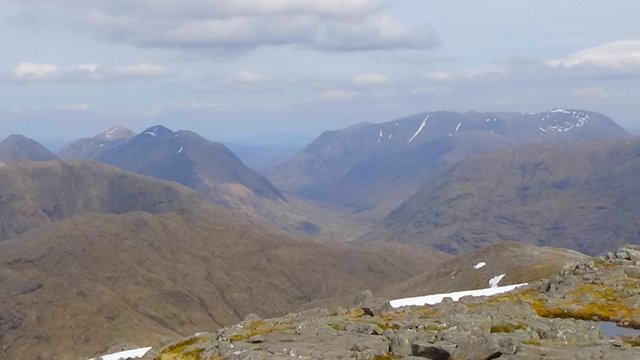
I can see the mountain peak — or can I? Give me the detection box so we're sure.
[99,126,135,141]
[140,125,174,138]
[0,134,57,162]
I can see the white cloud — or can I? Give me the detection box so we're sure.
[424,70,454,82]
[321,89,359,101]
[58,103,90,111]
[546,40,640,75]
[14,62,61,80]
[571,87,612,99]
[7,62,168,83]
[115,63,168,78]
[229,71,263,84]
[353,73,389,85]
[11,0,438,52]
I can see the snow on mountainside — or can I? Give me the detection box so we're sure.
[269,109,628,216]
[58,126,135,160]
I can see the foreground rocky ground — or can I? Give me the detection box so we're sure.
[138,245,640,360]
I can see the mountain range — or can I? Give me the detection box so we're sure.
[270,109,628,216]
[373,137,640,255]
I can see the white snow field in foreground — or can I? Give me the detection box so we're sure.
[89,347,152,360]
[389,283,528,308]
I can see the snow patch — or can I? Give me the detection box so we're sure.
[550,108,571,114]
[455,122,462,132]
[145,127,159,137]
[473,262,486,270]
[89,347,152,360]
[389,283,528,308]
[408,116,428,143]
[377,129,383,143]
[489,274,506,288]
[178,146,184,154]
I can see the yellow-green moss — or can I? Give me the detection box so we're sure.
[373,354,396,360]
[229,320,293,342]
[155,337,205,360]
[490,322,528,333]
[328,322,347,331]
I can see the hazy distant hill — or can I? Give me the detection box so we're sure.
[96,125,284,204]
[373,138,640,255]
[58,126,135,160]
[0,134,58,163]
[270,110,628,216]
[56,126,374,240]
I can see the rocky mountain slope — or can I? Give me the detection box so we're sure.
[0,160,440,360]
[58,126,135,160]
[0,134,57,163]
[381,242,588,299]
[374,138,640,255]
[270,110,628,216]
[139,245,640,360]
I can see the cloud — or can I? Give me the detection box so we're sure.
[229,71,263,84]
[57,103,90,111]
[6,62,168,83]
[546,40,640,76]
[11,0,439,52]
[115,63,169,78]
[424,70,454,82]
[14,62,61,80]
[571,87,612,99]
[547,40,640,68]
[353,73,389,85]
[321,89,359,101]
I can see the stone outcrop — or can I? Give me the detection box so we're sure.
[143,245,640,359]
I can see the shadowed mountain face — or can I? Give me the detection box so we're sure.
[96,125,284,204]
[0,134,58,163]
[373,138,640,255]
[58,126,135,160]
[270,110,628,216]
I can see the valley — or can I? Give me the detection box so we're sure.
[0,107,637,359]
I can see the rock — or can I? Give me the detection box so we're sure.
[248,335,264,343]
[346,322,383,335]
[243,313,261,323]
[624,266,640,279]
[19,282,43,295]
[411,341,452,359]
[351,343,370,352]
[353,290,374,307]
[385,329,412,357]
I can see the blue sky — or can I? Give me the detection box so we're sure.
[1,0,639,144]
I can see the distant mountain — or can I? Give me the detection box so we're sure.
[56,126,373,240]
[95,125,284,205]
[372,138,640,255]
[0,134,58,163]
[270,110,628,216]
[58,126,135,160]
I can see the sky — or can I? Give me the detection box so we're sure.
[1,0,639,146]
